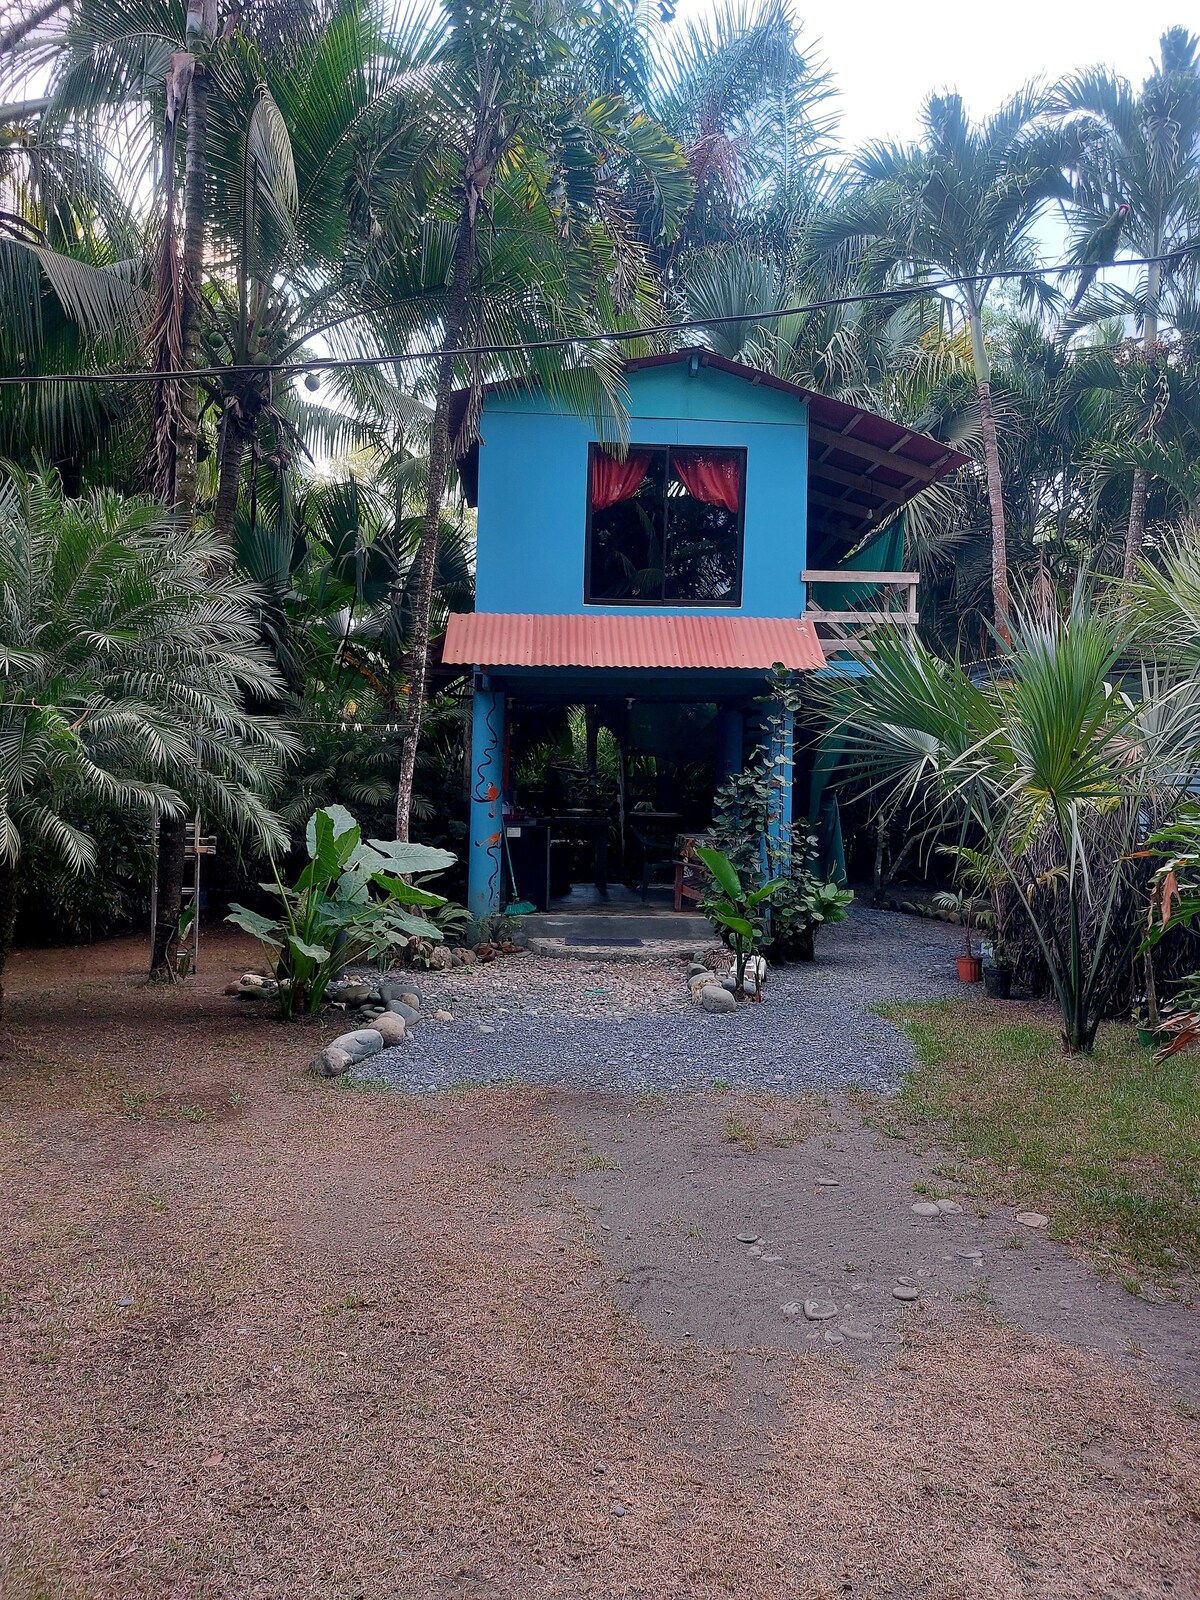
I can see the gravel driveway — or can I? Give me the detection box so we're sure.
[355,906,963,1095]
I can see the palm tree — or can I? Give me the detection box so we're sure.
[0,465,293,1009]
[0,75,147,481]
[198,0,438,542]
[816,89,1069,643]
[586,0,835,261]
[818,578,1200,1052]
[1056,28,1200,580]
[48,0,230,971]
[374,0,692,840]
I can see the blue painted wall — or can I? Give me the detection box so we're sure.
[473,364,809,619]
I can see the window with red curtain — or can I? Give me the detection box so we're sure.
[669,450,742,514]
[586,443,745,605]
[590,448,653,510]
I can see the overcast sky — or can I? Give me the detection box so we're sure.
[673,0,1191,152]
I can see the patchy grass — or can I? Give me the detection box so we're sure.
[884,999,1200,1282]
[723,1113,759,1151]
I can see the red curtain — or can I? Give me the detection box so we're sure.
[672,451,741,513]
[591,449,652,510]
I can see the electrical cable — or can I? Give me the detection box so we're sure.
[0,250,1194,389]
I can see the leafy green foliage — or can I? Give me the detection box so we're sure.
[226,804,458,1017]
[693,844,781,997]
[0,467,291,966]
[822,578,1200,1051]
[705,697,851,963]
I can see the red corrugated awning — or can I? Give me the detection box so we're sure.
[442,612,826,672]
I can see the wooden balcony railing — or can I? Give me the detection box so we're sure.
[801,569,920,656]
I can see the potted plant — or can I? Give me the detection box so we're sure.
[935,889,984,982]
[982,938,1013,998]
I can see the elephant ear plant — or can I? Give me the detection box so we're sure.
[695,845,784,1000]
[227,805,457,1017]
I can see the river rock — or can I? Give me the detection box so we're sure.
[373,1012,407,1047]
[386,1000,420,1025]
[701,984,737,1013]
[330,979,374,1005]
[838,1320,873,1341]
[309,1044,353,1079]
[892,1285,920,1302]
[1016,1211,1049,1229]
[911,1201,942,1218]
[328,1028,385,1062]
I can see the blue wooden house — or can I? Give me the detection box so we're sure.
[442,349,966,919]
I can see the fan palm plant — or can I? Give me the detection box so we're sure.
[814,89,1070,642]
[818,577,1200,1052]
[0,466,293,1007]
[1055,28,1200,579]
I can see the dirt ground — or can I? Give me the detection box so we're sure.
[2,930,1198,1600]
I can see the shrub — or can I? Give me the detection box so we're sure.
[227,804,457,1016]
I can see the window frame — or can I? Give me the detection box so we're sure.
[582,441,748,608]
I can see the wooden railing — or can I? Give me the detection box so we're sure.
[801,569,920,656]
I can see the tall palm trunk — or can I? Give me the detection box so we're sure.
[0,0,65,53]
[967,297,1011,645]
[1123,257,1161,584]
[171,60,209,522]
[393,197,479,841]
[150,22,212,979]
[213,413,249,544]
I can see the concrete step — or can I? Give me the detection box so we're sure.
[521,908,714,960]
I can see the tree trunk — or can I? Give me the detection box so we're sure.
[172,62,209,522]
[0,855,19,1021]
[150,810,188,978]
[213,414,248,544]
[968,304,1011,646]
[150,46,209,979]
[393,201,478,841]
[1123,259,1161,585]
[0,0,66,53]
[1123,466,1149,584]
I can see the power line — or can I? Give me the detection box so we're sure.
[0,249,1193,390]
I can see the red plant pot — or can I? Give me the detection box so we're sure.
[956,954,983,983]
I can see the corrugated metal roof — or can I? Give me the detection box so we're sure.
[442,612,826,672]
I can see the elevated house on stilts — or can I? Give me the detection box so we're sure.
[440,349,966,942]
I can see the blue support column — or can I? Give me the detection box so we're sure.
[764,699,794,875]
[715,705,744,786]
[468,676,506,921]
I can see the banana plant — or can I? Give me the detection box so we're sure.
[695,845,784,1000]
[227,804,456,1017]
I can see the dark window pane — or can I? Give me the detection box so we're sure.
[587,451,667,601]
[665,449,742,603]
